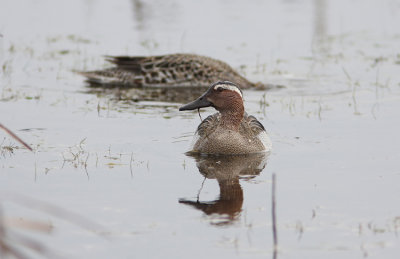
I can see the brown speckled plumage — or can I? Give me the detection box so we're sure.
[79,54,258,89]
[193,113,267,154]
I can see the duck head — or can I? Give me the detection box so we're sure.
[179,81,243,113]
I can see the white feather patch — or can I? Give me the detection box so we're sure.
[214,84,243,98]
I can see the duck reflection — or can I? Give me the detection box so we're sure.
[180,153,269,226]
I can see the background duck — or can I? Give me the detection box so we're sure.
[79,53,269,89]
[179,81,272,155]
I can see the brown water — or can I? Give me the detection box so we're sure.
[1,0,400,258]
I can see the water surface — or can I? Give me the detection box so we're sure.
[1,0,400,258]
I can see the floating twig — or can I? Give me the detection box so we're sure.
[0,123,32,151]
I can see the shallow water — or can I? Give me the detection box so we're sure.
[1,0,400,258]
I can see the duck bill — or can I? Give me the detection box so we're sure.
[179,95,212,111]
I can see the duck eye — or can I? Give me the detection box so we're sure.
[216,87,224,92]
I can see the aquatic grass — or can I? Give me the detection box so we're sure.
[129,152,134,177]
[0,140,17,158]
[104,149,145,174]
[342,66,361,115]
[0,88,43,103]
[358,218,400,236]
[61,138,89,175]
[61,141,145,176]
[259,93,269,116]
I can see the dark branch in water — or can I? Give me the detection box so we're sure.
[0,123,33,151]
[272,173,278,259]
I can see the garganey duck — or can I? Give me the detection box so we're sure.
[179,81,272,155]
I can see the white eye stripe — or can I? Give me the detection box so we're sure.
[214,84,243,98]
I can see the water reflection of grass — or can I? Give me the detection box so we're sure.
[61,139,146,176]
[0,140,17,158]
[61,138,90,174]
[0,193,106,258]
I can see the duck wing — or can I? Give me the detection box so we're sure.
[243,113,266,135]
[196,113,220,137]
[243,113,272,151]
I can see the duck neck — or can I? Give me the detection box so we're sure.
[219,101,244,130]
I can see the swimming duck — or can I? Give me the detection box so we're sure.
[79,54,266,89]
[179,81,272,155]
